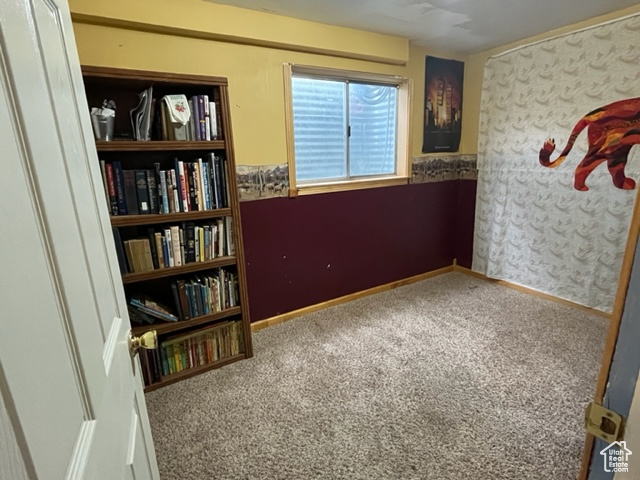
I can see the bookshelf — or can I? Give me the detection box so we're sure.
[82,66,253,392]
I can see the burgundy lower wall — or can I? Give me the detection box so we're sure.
[240,180,476,322]
[455,180,477,269]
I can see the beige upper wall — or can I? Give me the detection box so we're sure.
[462,4,640,154]
[70,0,465,166]
[71,0,637,163]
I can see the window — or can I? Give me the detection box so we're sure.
[284,64,411,195]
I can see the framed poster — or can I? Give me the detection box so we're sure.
[423,56,464,153]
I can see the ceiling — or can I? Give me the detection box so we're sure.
[205,0,639,53]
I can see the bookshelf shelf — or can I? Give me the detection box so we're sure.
[96,140,225,152]
[131,306,242,336]
[83,66,252,391]
[111,208,232,227]
[121,256,236,284]
[144,353,246,392]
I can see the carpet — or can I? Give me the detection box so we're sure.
[145,272,608,479]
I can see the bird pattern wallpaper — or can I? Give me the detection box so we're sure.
[473,14,640,312]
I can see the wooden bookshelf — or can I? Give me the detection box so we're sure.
[82,66,253,391]
[111,208,232,227]
[131,306,241,336]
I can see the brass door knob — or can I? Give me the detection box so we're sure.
[129,330,158,357]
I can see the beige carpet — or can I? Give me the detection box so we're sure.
[146,272,608,479]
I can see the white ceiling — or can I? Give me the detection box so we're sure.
[205,0,639,53]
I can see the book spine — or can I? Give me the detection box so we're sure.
[203,95,210,141]
[146,169,158,214]
[208,154,219,209]
[187,163,197,211]
[147,228,159,269]
[164,228,174,267]
[166,171,174,213]
[141,238,154,271]
[209,102,218,140]
[220,156,229,208]
[134,170,150,214]
[226,217,235,256]
[192,163,201,211]
[191,97,200,141]
[173,158,184,213]
[122,169,139,215]
[159,171,169,214]
[203,160,213,210]
[197,95,206,141]
[217,219,224,257]
[198,158,207,210]
[169,169,180,213]
[177,280,191,319]
[186,222,196,263]
[170,225,182,267]
[113,161,127,215]
[213,155,223,209]
[154,232,164,269]
[178,161,189,212]
[154,163,163,213]
[161,235,170,268]
[105,163,119,215]
[170,282,184,320]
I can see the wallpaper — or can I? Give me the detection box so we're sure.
[473,14,640,312]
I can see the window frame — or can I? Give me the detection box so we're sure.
[284,63,412,196]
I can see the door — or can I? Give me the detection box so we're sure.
[0,1,159,479]
[581,192,640,479]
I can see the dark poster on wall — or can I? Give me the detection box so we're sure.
[422,56,464,153]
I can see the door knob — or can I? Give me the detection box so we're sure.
[129,330,158,357]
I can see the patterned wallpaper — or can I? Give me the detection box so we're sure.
[236,155,477,201]
[473,14,640,312]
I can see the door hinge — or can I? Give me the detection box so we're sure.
[585,402,625,443]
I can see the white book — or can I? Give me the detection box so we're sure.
[209,102,218,140]
[198,158,206,211]
[164,228,174,267]
[217,219,224,257]
[225,217,235,256]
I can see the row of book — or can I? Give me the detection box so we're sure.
[126,267,239,325]
[171,270,240,320]
[139,321,243,384]
[113,218,234,274]
[160,94,220,141]
[100,154,229,216]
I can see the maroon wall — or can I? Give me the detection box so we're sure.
[240,180,476,322]
[455,180,477,269]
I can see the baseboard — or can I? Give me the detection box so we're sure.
[250,265,455,332]
[453,265,611,319]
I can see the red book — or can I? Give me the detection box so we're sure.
[104,163,118,215]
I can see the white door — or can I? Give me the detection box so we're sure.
[0,1,159,479]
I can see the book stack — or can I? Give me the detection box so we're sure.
[128,295,178,324]
[99,154,229,216]
[170,269,239,320]
[159,321,243,377]
[112,218,234,275]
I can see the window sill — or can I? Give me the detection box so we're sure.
[290,176,408,197]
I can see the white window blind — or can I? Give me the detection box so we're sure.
[291,76,398,184]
